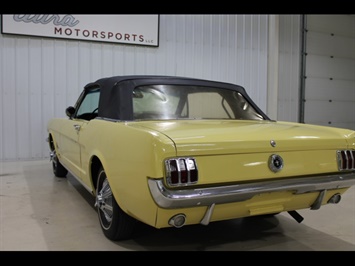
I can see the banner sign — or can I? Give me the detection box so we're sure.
[1,14,159,47]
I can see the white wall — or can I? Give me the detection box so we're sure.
[0,15,270,160]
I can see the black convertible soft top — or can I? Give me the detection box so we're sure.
[83,75,268,121]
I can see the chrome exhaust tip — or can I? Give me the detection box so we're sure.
[328,193,341,204]
[168,214,186,228]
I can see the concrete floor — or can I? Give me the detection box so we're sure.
[0,159,354,251]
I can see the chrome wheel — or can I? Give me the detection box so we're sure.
[95,167,137,240]
[50,149,67,177]
[96,176,114,228]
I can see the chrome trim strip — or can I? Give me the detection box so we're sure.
[148,172,355,209]
[65,168,94,195]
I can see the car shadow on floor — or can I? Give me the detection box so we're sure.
[66,173,355,251]
[131,215,284,251]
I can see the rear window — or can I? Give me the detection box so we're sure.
[132,85,264,121]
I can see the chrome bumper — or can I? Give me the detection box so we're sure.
[148,172,355,209]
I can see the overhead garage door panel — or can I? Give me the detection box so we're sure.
[306,54,355,80]
[307,15,355,37]
[304,100,355,129]
[303,15,355,130]
[305,77,355,102]
[306,31,355,59]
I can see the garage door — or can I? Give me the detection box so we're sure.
[303,15,355,130]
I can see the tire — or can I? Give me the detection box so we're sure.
[95,167,137,241]
[51,149,68,178]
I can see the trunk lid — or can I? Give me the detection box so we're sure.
[133,120,351,156]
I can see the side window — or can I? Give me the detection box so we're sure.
[76,88,100,120]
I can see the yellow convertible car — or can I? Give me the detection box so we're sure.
[47,75,355,241]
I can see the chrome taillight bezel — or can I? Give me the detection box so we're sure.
[337,150,355,171]
[165,157,198,187]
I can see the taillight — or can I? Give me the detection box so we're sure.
[337,150,355,170]
[165,158,198,186]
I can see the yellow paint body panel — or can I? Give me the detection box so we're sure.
[48,118,355,228]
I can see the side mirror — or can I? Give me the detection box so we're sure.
[66,106,76,118]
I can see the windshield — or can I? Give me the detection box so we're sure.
[132,85,264,121]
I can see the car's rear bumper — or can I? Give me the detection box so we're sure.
[148,172,355,209]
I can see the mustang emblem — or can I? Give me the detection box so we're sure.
[269,154,284,172]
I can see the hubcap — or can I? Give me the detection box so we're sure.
[96,179,113,224]
[51,151,58,169]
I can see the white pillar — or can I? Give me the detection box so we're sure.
[267,15,279,120]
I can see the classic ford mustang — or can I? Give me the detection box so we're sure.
[47,75,355,241]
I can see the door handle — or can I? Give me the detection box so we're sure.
[73,124,81,132]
